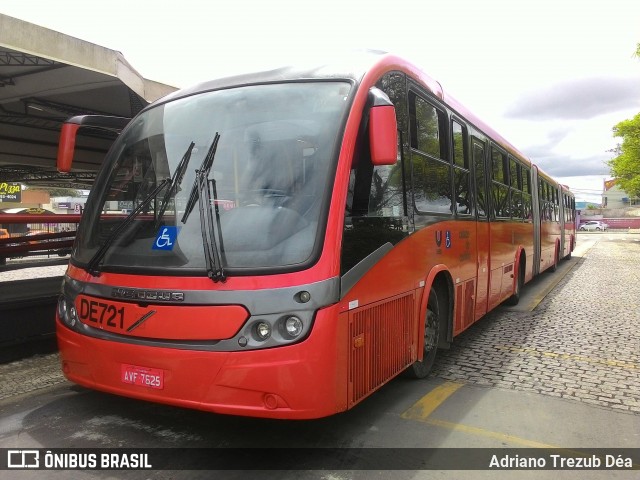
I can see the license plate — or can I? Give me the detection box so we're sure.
[121,364,164,389]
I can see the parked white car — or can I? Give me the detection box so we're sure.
[579,221,609,231]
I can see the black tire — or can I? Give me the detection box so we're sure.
[405,288,440,379]
[506,262,525,306]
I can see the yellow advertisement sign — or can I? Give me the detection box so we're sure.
[0,182,22,202]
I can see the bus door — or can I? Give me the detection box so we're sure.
[472,138,490,321]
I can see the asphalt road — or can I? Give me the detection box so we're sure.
[1,233,639,479]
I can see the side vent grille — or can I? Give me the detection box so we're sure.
[348,292,415,406]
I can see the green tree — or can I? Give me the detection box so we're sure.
[609,113,640,198]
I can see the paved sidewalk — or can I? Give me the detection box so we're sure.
[0,263,67,283]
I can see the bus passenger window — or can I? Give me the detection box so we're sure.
[409,91,452,216]
[452,121,471,216]
[452,121,467,168]
[509,158,520,190]
[409,92,446,159]
[472,141,487,218]
[413,156,453,214]
[491,147,509,218]
[492,148,506,184]
[454,167,472,215]
[511,190,523,219]
[522,166,531,194]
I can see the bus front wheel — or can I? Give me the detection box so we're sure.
[406,288,440,379]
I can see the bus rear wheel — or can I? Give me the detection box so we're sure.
[406,288,440,379]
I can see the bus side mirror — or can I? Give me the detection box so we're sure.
[56,115,131,173]
[368,88,398,166]
[57,123,81,173]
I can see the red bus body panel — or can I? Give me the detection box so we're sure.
[75,295,248,340]
[59,304,346,419]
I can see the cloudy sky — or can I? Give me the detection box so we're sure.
[2,0,639,202]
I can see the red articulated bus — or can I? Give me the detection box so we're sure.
[56,52,576,419]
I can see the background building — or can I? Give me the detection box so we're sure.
[602,179,639,209]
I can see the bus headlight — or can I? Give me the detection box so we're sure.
[57,295,67,320]
[254,321,271,341]
[282,316,303,339]
[237,311,313,350]
[57,296,77,327]
[68,305,79,327]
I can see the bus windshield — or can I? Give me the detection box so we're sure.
[73,81,352,275]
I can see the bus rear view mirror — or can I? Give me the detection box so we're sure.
[57,122,81,173]
[368,88,398,166]
[57,115,131,172]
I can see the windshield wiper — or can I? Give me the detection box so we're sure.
[155,141,195,228]
[86,179,170,276]
[182,133,226,281]
[181,161,204,225]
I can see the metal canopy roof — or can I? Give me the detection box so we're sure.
[0,14,176,188]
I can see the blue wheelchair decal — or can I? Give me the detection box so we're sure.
[153,226,180,251]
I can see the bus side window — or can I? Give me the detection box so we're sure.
[521,166,532,221]
[341,105,408,275]
[491,146,510,218]
[376,71,411,221]
[452,120,471,216]
[472,139,488,219]
[409,91,452,216]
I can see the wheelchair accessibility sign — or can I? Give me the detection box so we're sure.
[153,226,180,250]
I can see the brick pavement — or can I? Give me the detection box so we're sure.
[0,353,63,401]
[432,235,640,413]
[0,263,67,400]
